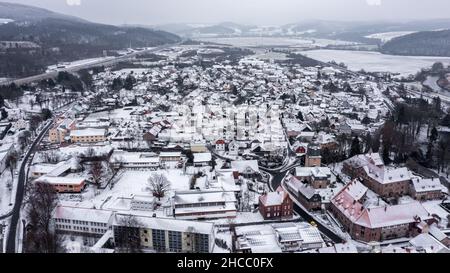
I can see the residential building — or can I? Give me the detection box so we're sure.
[53,205,113,238]
[70,128,107,143]
[410,177,444,201]
[305,144,321,167]
[173,190,237,219]
[259,186,293,220]
[330,180,435,242]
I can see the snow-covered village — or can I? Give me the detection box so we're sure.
[1,0,450,258]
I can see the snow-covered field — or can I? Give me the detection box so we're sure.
[423,75,450,95]
[199,37,313,47]
[0,18,13,25]
[0,171,14,216]
[60,169,198,211]
[302,49,450,76]
[198,37,357,48]
[365,31,416,43]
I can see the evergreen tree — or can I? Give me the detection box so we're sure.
[430,127,438,143]
[350,137,361,157]
[1,108,8,120]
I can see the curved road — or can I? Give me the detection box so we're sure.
[268,167,345,244]
[5,120,53,253]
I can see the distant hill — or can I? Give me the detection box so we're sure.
[0,1,86,22]
[282,19,450,45]
[0,2,180,78]
[381,30,450,57]
[155,22,256,37]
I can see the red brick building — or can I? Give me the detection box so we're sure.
[329,180,435,242]
[343,153,413,198]
[259,186,293,220]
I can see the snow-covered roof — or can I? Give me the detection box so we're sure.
[231,160,260,173]
[53,205,113,223]
[333,178,434,229]
[409,233,448,253]
[363,165,411,184]
[210,171,240,192]
[159,151,182,157]
[298,226,325,246]
[295,167,331,179]
[110,150,160,164]
[345,180,368,201]
[113,213,214,235]
[174,190,236,205]
[193,152,212,163]
[31,162,61,174]
[259,186,289,206]
[355,201,431,229]
[412,178,443,193]
[37,175,86,185]
[70,128,106,137]
[344,153,384,169]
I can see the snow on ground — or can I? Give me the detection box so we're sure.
[0,171,14,215]
[213,211,264,225]
[423,75,450,96]
[114,68,151,75]
[34,144,113,162]
[60,169,192,211]
[365,31,416,43]
[199,37,357,48]
[199,37,314,47]
[7,94,58,112]
[0,18,13,25]
[302,49,450,77]
[214,229,233,253]
[86,108,139,122]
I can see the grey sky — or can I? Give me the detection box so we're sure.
[10,0,450,26]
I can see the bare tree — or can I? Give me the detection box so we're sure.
[41,150,63,164]
[147,173,171,200]
[24,182,64,253]
[115,215,142,253]
[90,161,103,188]
[83,147,96,158]
[6,150,18,181]
[29,115,43,135]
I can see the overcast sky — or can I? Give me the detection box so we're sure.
[11,0,450,26]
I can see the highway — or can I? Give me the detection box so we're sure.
[0,42,179,87]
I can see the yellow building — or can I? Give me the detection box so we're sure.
[70,128,107,143]
[49,119,76,143]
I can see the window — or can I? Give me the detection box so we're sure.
[168,231,182,252]
[152,229,166,252]
[194,234,210,253]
